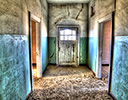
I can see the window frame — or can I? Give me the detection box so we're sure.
[59,27,78,41]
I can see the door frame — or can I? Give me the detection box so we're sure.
[56,25,80,66]
[97,12,115,93]
[28,12,41,91]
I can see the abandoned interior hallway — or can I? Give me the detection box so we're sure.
[1,0,128,100]
[27,65,112,100]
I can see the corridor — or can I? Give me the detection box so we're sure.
[1,0,128,99]
[28,65,112,100]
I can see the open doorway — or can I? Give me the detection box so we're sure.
[97,14,114,93]
[31,20,37,77]
[101,20,112,83]
[28,12,41,90]
[56,25,80,66]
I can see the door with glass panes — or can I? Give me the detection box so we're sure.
[58,28,78,65]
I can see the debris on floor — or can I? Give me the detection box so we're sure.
[28,65,112,100]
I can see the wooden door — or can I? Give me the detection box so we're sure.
[102,20,111,65]
[58,28,78,65]
[31,20,37,65]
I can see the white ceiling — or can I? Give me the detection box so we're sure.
[47,0,91,3]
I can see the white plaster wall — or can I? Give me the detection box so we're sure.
[49,4,88,37]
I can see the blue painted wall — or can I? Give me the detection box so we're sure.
[111,36,128,100]
[88,37,98,74]
[41,36,49,73]
[0,35,31,100]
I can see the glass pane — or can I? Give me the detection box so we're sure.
[60,36,64,40]
[65,36,68,40]
[72,30,76,36]
[69,36,72,40]
[59,29,77,41]
[72,36,76,40]
[65,29,72,36]
[60,30,64,36]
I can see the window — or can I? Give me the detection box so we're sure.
[59,29,77,41]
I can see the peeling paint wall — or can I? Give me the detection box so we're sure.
[79,38,88,64]
[0,35,30,100]
[49,37,56,64]
[48,4,88,65]
[111,0,128,99]
[0,0,48,99]
[88,0,128,99]
[88,0,114,74]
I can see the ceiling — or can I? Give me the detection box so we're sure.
[47,0,91,3]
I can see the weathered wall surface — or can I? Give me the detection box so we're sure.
[88,0,114,74]
[111,37,128,100]
[0,0,48,99]
[48,4,88,64]
[89,0,128,99]
[0,35,30,100]
[111,0,128,99]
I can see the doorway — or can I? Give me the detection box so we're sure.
[97,14,113,92]
[28,12,41,90]
[31,20,37,77]
[56,26,79,66]
[101,20,112,83]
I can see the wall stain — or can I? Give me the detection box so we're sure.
[54,17,66,25]
[50,53,54,58]
[76,4,84,20]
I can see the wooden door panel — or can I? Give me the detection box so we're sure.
[58,28,78,66]
[59,42,76,64]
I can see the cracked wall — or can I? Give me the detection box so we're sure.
[88,0,114,74]
[48,4,88,64]
[0,0,48,99]
[111,0,128,99]
[88,0,128,99]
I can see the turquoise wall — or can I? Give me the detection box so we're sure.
[111,36,128,100]
[41,37,49,72]
[0,35,31,100]
[48,37,88,65]
[48,37,56,64]
[88,37,98,74]
[79,37,88,64]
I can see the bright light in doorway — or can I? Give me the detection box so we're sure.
[60,29,76,41]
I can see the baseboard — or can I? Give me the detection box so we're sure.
[32,63,36,66]
[48,63,56,65]
[109,92,117,100]
[42,64,49,75]
[86,65,96,76]
[25,91,32,100]
[79,64,88,66]
[102,64,109,66]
